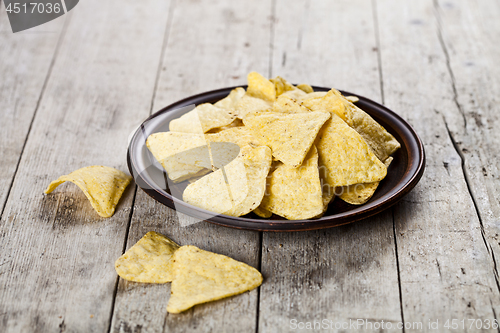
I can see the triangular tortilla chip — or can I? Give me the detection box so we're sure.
[167,245,263,313]
[243,110,331,167]
[260,146,323,220]
[115,231,180,283]
[338,156,393,205]
[146,132,211,182]
[301,89,350,123]
[183,145,272,217]
[235,93,271,118]
[273,94,310,114]
[206,126,262,148]
[247,71,276,102]
[315,114,387,187]
[214,87,246,110]
[44,166,132,218]
[169,103,236,134]
[270,76,295,96]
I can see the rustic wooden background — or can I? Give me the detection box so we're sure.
[1,0,499,332]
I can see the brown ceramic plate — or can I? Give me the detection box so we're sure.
[127,86,425,232]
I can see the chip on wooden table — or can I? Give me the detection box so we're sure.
[243,110,330,167]
[115,231,180,283]
[183,145,272,217]
[167,245,263,314]
[44,165,132,218]
[260,146,324,220]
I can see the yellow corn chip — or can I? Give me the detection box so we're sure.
[301,89,351,123]
[243,110,331,167]
[146,132,211,182]
[260,146,323,220]
[183,145,272,217]
[44,166,132,218]
[167,245,262,314]
[206,126,262,148]
[315,114,387,187]
[281,88,307,100]
[296,83,314,93]
[247,72,276,102]
[345,95,359,103]
[270,76,295,96]
[206,118,244,134]
[253,206,272,218]
[115,231,180,283]
[214,87,246,110]
[338,157,393,205]
[297,91,327,102]
[235,93,272,118]
[169,103,236,134]
[272,94,310,114]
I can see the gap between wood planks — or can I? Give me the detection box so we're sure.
[372,1,406,331]
[433,0,500,295]
[105,1,178,332]
[0,15,70,221]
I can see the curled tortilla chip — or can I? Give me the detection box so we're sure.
[260,146,323,220]
[315,114,387,187]
[253,206,272,218]
[183,145,272,217]
[167,245,262,313]
[270,76,295,96]
[296,83,314,93]
[169,103,236,134]
[243,110,331,167]
[338,157,393,205]
[44,166,132,218]
[247,72,276,102]
[115,231,180,283]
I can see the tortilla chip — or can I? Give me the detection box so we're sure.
[206,118,244,134]
[301,89,351,123]
[273,94,310,114]
[214,87,246,110]
[115,231,180,283]
[167,245,262,313]
[281,88,307,100]
[243,110,330,167]
[315,114,387,187]
[253,206,272,218]
[247,72,276,102]
[270,76,295,96]
[146,132,211,182]
[206,126,262,148]
[338,157,393,205]
[296,83,314,93]
[169,103,236,134]
[44,166,132,218]
[235,93,272,118]
[345,95,359,103]
[297,91,327,102]
[260,146,323,220]
[183,145,272,217]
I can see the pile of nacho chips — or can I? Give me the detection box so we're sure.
[147,72,400,220]
[115,231,262,313]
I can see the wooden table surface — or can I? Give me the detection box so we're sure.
[1,0,499,332]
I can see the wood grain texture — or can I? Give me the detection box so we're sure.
[376,0,500,331]
[0,11,63,216]
[0,0,169,331]
[258,1,403,332]
[110,0,273,332]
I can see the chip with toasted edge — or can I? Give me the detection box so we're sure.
[296,83,314,93]
[214,87,246,110]
[272,94,310,114]
[44,166,132,218]
[206,126,262,148]
[260,146,323,220]
[338,157,393,205]
[166,245,263,314]
[316,113,387,187]
[301,89,351,123]
[349,104,401,162]
[169,103,236,134]
[297,91,327,102]
[146,132,210,182]
[253,206,272,218]
[345,95,359,103]
[247,72,276,102]
[243,110,331,167]
[235,93,272,118]
[270,76,295,96]
[114,231,180,283]
[183,145,271,217]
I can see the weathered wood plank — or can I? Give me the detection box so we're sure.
[376,0,500,331]
[0,10,63,216]
[0,0,170,331]
[435,0,500,310]
[258,1,403,332]
[110,0,273,332]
